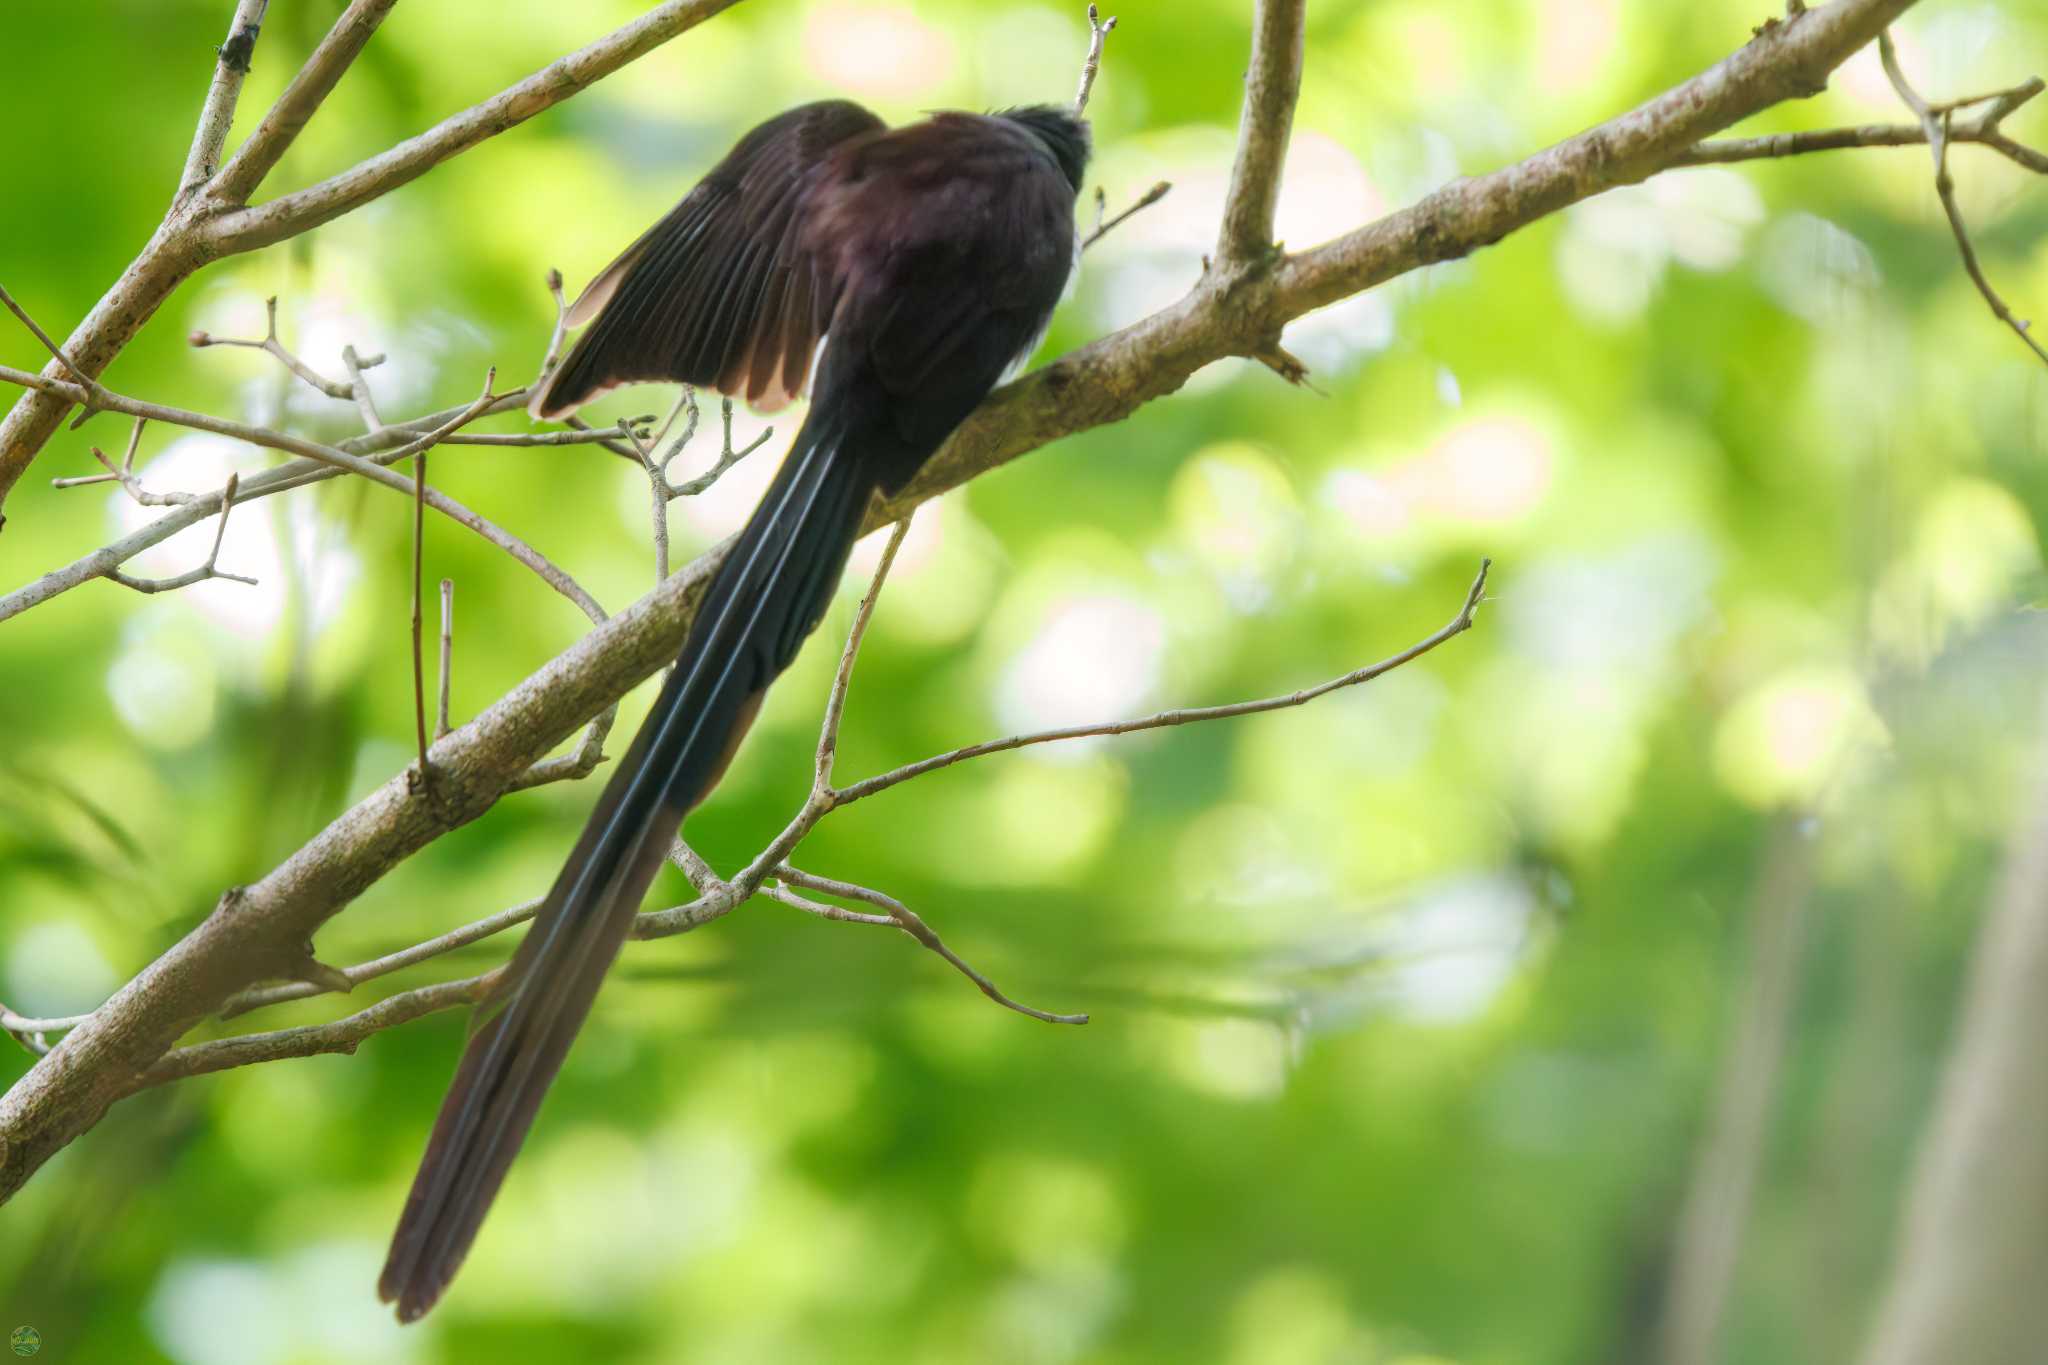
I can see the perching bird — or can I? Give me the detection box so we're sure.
[378,98,1089,1321]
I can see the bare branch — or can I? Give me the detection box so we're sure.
[816,519,912,794]
[0,361,605,625]
[1674,75,2046,168]
[777,866,1088,1025]
[759,879,896,927]
[621,388,699,582]
[49,419,190,505]
[220,899,543,1020]
[136,974,498,1092]
[209,0,402,205]
[0,0,1939,1203]
[836,560,1489,806]
[20,543,1488,1085]
[342,344,387,431]
[409,448,433,788]
[671,397,773,498]
[1082,179,1172,250]
[0,284,106,405]
[105,473,256,596]
[177,0,272,198]
[206,0,745,254]
[508,710,616,792]
[1879,33,2048,369]
[190,295,360,398]
[437,578,455,740]
[1216,0,1307,267]
[1072,4,1118,118]
[1262,0,1925,326]
[0,2,737,514]
[12,388,637,622]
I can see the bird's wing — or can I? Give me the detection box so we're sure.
[528,100,884,420]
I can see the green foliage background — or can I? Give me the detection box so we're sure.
[4,1,2047,1361]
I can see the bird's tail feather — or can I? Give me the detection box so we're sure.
[378,410,876,1321]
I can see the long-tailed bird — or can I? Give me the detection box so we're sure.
[378,97,1089,1321]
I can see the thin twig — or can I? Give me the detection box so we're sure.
[189,296,362,398]
[16,391,639,623]
[49,419,193,505]
[622,388,700,582]
[342,344,386,431]
[0,284,105,404]
[1675,76,2046,169]
[136,973,500,1091]
[410,449,432,788]
[1,360,604,624]
[671,397,773,497]
[777,867,1088,1024]
[1082,179,1173,249]
[836,559,1492,806]
[437,578,455,740]
[1073,4,1119,117]
[105,473,255,595]
[219,899,543,1019]
[1878,34,2048,369]
[537,268,571,391]
[816,519,912,793]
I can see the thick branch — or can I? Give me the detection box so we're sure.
[1216,0,1307,266]
[1265,0,1920,324]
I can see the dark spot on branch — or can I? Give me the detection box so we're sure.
[218,23,261,75]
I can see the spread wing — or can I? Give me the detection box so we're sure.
[527,99,885,420]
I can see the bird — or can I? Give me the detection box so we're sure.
[377,97,1090,1322]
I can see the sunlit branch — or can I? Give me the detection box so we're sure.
[1217,0,1307,267]
[177,0,272,198]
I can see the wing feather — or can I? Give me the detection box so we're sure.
[528,100,883,420]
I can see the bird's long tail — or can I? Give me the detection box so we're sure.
[379,408,876,1322]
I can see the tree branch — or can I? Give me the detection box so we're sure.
[30,536,1479,1089]
[0,0,742,518]
[176,0,272,200]
[0,360,606,625]
[833,560,1489,807]
[209,0,402,205]
[1673,74,2045,169]
[205,0,745,254]
[1879,32,2048,369]
[0,0,1939,1206]
[1216,0,1307,267]
[775,867,1089,1025]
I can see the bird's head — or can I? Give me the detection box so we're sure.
[997,105,1091,193]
